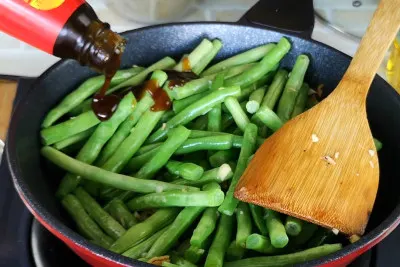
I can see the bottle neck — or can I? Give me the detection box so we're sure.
[53,3,126,77]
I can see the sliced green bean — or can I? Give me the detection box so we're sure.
[202,43,276,76]
[245,234,277,254]
[184,245,206,264]
[56,93,135,198]
[249,204,268,236]
[166,160,204,181]
[42,66,143,128]
[285,216,303,237]
[374,138,383,151]
[172,164,233,186]
[291,83,309,118]
[146,207,206,258]
[104,199,138,229]
[75,187,126,240]
[207,73,225,132]
[260,69,288,109]
[226,241,246,261]
[110,208,179,253]
[41,110,101,145]
[111,57,176,91]
[135,126,191,180]
[225,244,342,267]
[53,127,95,150]
[102,110,164,173]
[192,39,223,75]
[174,39,213,72]
[126,189,224,210]
[209,149,238,168]
[265,209,289,248]
[246,87,266,114]
[236,202,252,248]
[204,214,234,267]
[122,226,169,259]
[219,123,258,215]
[224,97,250,132]
[171,77,212,100]
[61,194,114,248]
[225,38,290,88]
[205,63,257,80]
[290,222,318,247]
[189,115,208,130]
[190,207,219,248]
[253,106,283,132]
[277,55,310,122]
[147,85,241,143]
[41,147,198,193]
[173,91,209,114]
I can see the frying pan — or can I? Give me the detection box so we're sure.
[5,1,400,266]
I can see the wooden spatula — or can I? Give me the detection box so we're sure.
[234,0,400,236]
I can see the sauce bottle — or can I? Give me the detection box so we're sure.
[0,0,126,119]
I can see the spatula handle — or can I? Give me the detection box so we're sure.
[336,0,400,101]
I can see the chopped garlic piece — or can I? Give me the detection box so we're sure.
[356,173,360,176]
[311,134,319,143]
[322,155,336,165]
[332,228,339,235]
[334,152,340,159]
[349,235,361,243]
[217,163,232,180]
[368,149,375,157]
[161,123,167,130]
[369,161,375,168]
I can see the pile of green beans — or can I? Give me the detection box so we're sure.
[40,37,383,266]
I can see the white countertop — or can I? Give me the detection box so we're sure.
[0,0,386,78]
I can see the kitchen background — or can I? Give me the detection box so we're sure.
[0,0,398,91]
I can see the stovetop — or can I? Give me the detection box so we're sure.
[0,79,398,267]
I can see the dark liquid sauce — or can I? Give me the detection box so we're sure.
[166,70,198,89]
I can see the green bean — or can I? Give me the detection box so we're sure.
[277,55,310,122]
[290,222,318,247]
[225,244,342,267]
[111,57,176,91]
[42,67,143,128]
[204,63,257,80]
[226,241,246,261]
[56,93,135,198]
[173,91,209,114]
[171,77,212,100]
[224,97,250,132]
[110,208,179,253]
[253,106,283,132]
[172,164,233,186]
[61,194,114,248]
[246,88,266,114]
[374,138,383,151]
[208,73,225,132]
[170,252,198,267]
[265,209,289,248]
[147,207,205,258]
[166,160,204,181]
[285,216,303,237]
[41,147,198,193]
[209,149,238,168]
[236,202,252,248]
[204,214,234,267]
[147,85,241,143]
[41,110,101,145]
[74,187,126,240]
[291,83,309,118]
[122,226,169,259]
[175,135,234,154]
[184,245,206,264]
[260,69,288,109]
[202,44,276,76]
[225,38,290,88]
[126,189,224,210]
[249,204,268,236]
[174,39,214,72]
[104,199,138,229]
[135,126,191,180]
[189,115,208,130]
[190,207,219,248]
[53,127,95,150]
[68,100,92,117]
[95,78,161,166]
[102,110,164,173]
[189,130,226,138]
[219,123,258,215]
[306,227,334,248]
[192,39,223,75]
[245,234,277,254]
[162,263,178,267]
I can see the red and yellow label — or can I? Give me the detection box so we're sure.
[23,0,65,10]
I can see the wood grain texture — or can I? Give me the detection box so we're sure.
[0,80,17,140]
[235,0,400,236]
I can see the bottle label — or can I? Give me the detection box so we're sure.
[0,0,85,54]
[24,0,66,11]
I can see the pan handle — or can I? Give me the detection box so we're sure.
[238,0,314,39]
